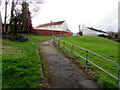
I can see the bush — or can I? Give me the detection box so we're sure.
[98,34,106,38]
[2,35,28,42]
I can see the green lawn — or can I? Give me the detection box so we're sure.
[57,36,119,88]
[2,35,51,88]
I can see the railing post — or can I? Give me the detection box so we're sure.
[71,45,74,54]
[58,40,60,48]
[86,50,88,65]
[52,36,55,45]
[63,41,65,49]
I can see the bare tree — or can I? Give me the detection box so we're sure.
[3,0,44,35]
[7,0,15,34]
[20,0,44,33]
[82,25,85,32]
[3,0,9,34]
[0,0,2,33]
[28,0,44,18]
[0,12,2,35]
[78,25,83,36]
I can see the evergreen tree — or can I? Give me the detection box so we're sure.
[21,2,32,33]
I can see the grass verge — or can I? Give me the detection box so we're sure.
[2,35,51,88]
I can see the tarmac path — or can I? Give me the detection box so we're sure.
[39,39,99,88]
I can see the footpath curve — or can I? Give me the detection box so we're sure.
[39,39,99,88]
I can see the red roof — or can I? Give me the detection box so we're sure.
[36,20,65,28]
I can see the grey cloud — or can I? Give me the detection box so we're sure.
[96,7,118,32]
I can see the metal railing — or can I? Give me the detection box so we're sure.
[53,38,119,81]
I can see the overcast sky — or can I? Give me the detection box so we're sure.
[32,0,119,33]
[1,0,119,33]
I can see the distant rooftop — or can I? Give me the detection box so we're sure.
[36,20,65,28]
[87,27,107,33]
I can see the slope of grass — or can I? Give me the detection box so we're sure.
[57,36,119,88]
[2,35,51,88]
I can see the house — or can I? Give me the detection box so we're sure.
[34,20,73,36]
[82,27,107,36]
[82,27,97,36]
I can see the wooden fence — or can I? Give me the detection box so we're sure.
[53,38,119,82]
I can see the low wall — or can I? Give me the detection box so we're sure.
[33,29,73,36]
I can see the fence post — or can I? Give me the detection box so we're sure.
[63,41,65,49]
[58,40,60,48]
[52,36,55,45]
[71,45,74,54]
[86,50,88,65]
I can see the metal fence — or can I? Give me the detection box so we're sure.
[53,38,119,81]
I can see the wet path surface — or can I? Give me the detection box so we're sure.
[40,39,99,88]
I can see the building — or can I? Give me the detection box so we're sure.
[83,27,107,36]
[34,20,73,36]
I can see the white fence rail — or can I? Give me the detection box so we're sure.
[53,38,119,81]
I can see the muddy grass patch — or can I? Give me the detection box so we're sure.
[39,41,52,88]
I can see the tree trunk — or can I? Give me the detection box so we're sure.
[3,0,8,34]
[0,12,2,36]
[8,0,15,34]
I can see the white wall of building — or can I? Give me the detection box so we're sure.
[37,24,62,31]
[36,21,69,31]
[83,27,97,36]
[61,21,69,31]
